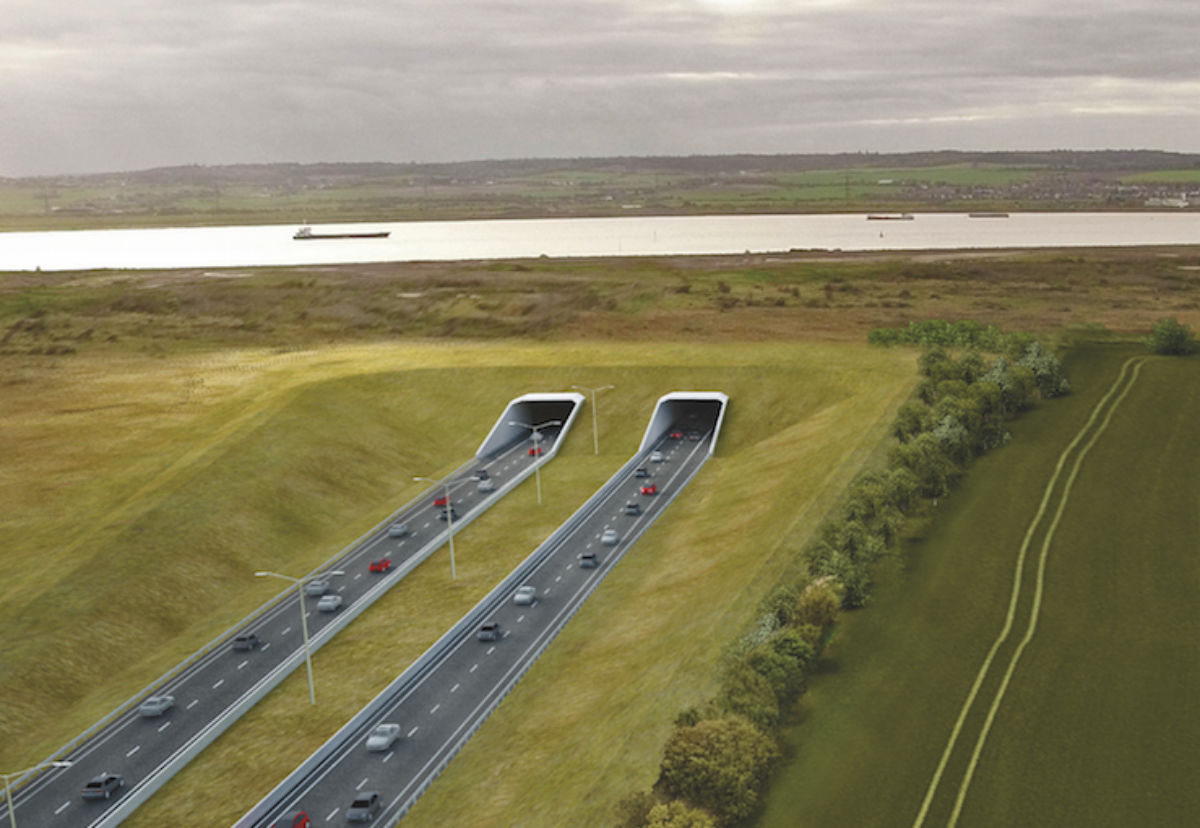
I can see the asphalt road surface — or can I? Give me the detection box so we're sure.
[5,431,560,828]
[245,429,714,827]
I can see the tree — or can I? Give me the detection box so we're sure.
[645,801,717,828]
[1145,317,1197,355]
[657,716,779,827]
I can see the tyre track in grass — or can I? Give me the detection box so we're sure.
[912,356,1147,828]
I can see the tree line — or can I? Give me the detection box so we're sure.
[611,323,1073,827]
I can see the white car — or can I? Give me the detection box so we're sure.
[601,529,619,546]
[365,723,402,752]
[514,585,537,605]
[478,478,495,493]
[650,450,664,463]
[138,695,174,717]
[317,594,343,612]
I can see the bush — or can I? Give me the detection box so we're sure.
[657,716,780,827]
[1145,317,1197,355]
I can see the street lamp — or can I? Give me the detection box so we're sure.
[254,569,343,705]
[571,384,613,455]
[3,761,72,828]
[415,476,459,579]
[509,419,562,505]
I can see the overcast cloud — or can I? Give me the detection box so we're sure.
[4,0,1200,176]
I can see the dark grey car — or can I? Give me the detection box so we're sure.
[81,773,123,801]
[346,791,382,822]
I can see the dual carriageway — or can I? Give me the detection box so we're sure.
[6,392,728,828]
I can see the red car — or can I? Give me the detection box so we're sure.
[641,483,658,495]
[669,429,683,439]
[528,446,543,456]
[433,495,450,507]
[273,813,310,828]
[369,557,392,573]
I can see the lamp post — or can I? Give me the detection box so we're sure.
[3,761,72,828]
[509,419,562,505]
[254,569,342,705]
[571,384,613,455]
[415,476,457,579]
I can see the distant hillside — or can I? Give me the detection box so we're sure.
[8,149,1200,186]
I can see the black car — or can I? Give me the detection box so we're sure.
[346,791,382,822]
[634,467,650,478]
[476,469,489,480]
[624,502,641,516]
[579,552,599,569]
[232,632,262,651]
[477,622,502,641]
[81,772,124,801]
[438,508,459,522]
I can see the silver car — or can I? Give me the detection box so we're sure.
[317,594,343,612]
[346,792,382,823]
[601,529,619,546]
[513,585,537,605]
[138,695,174,717]
[365,723,402,752]
[304,579,329,597]
[387,522,408,538]
[478,478,495,493]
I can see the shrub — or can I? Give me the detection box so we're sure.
[1145,316,1197,355]
[645,801,717,828]
[657,716,780,827]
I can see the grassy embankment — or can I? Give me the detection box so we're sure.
[0,337,917,827]
[757,344,1200,827]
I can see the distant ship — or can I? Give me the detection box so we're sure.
[293,226,390,240]
[867,213,914,221]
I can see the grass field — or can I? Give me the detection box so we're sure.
[0,338,918,827]
[757,344,1200,827]
[2,249,1197,827]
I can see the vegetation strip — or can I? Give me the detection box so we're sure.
[912,356,1146,828]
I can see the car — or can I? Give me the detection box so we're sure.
[686,430,703,441]
[601,528,619,546]
[387,522,408,538]
[514,585,537,605]
[433,495,450,507]
[232,632,262,651]
[438,507,459,521]
[669,429,683,439]
[304,579,330,597]
[528,446,543,456]
[369,557,392,573]
[634,467,650,478]
[81,772,124,801]
[477,621,502,641]
[476,469,489,480]
[346,791,382,823]
[579,552,599,569]
[650,450,664,463]
[138,695,174,717]
[365,723,402,752]
[624,502,641,516]
[478,478,495,493]
[272,812,311,828]
[317,594,343,612]
[641,483,658,495]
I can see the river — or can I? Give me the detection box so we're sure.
[1,212,1198,272]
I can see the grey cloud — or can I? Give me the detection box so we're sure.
[3,0,1200,175]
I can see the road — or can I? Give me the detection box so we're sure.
[5,429,562,828]
[241,429,716,827]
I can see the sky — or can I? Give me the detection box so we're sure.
[4,0,1200,177]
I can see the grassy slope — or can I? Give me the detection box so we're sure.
[0,340,917,827]
[758,345,1199,827]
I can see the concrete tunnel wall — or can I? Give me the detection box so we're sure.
[476,392,586,458]
[638,392,729,456]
